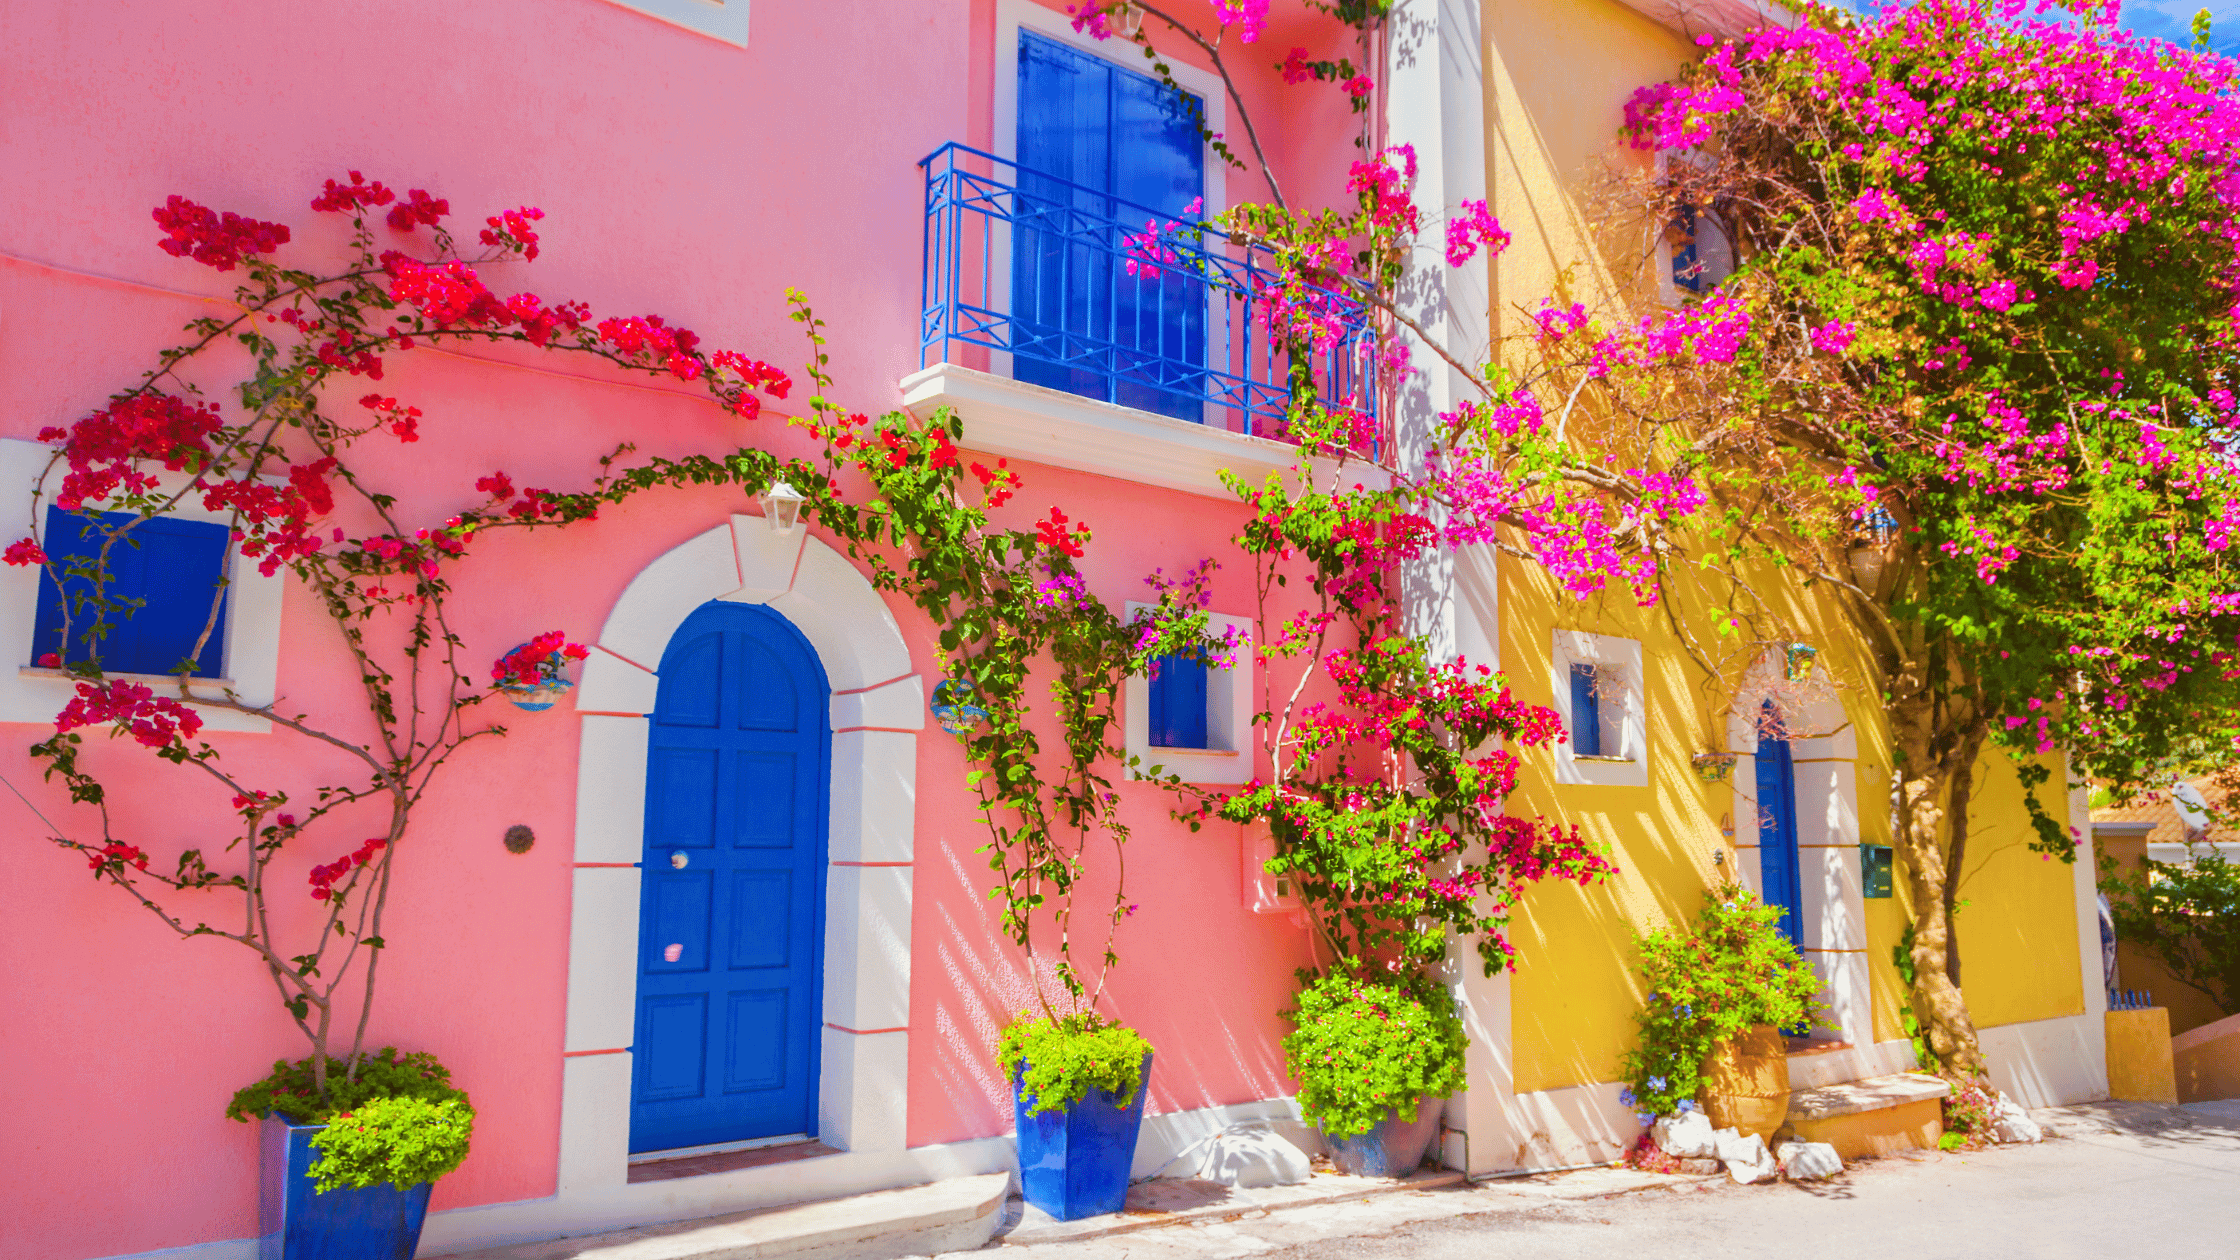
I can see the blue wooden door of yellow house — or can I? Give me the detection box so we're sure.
[1755,700,1806,950]
[631,602,829,1153]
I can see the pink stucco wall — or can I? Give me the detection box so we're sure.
[0,2,1362,1255]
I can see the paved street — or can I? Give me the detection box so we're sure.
[966,1102,2240,1260]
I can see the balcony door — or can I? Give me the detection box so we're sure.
[1012,28,1206,421]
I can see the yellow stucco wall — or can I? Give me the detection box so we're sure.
[1484,3,2087,1093]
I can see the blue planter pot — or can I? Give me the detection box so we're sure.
[1324,1096,1443,1177]
[260,1115,434,1260]
[1013,1053,1153,1222]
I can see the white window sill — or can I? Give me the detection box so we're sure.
[20,666,237,690]
[1147,746,1240,757]
[1575,753,1637,764]
[899,363,1388,500]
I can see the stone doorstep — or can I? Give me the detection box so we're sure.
[999,1170,1468,1247]
[438,1172,1011,1260]
[1786,1072,1953,1122]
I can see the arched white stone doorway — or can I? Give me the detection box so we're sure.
[555,516,924,1190]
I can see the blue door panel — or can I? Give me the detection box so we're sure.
[724,989,789,1093]
[1755,701,1806,949]
[1568,663,1602,756]
[728,871,792,970]
[649,748,720,849]
[655,634,723,727]
[632,602,830,1153]
[733,752,796,848]
[1014,30,1205,421]
[638,995,709,1101]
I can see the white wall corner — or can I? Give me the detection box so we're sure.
[820,1028,910,1153]
[556,1051,634,1191]
[564,868,642,1053]
[829,730,919,865]
[597,525,741,668]
[832,674,925,732]
[823,864,913,1032]
[576,647,659,715]
[574,716,651,864]
[1506,1080,1639,1170]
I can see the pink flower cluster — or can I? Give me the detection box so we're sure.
[309,837,388,901]
[54,680,204,749]
[152,196,290,271]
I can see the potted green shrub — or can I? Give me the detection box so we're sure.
[1000,1013,1156,1219]
[1283,966,1467,1176]
[1620,886,1824,1141]
[228,1048,474,1259]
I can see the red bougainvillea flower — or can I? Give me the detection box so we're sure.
[152,196,290,271]
[1036,507,1090,558]
[3,537,45,566]
[491,631,590,688]
[386,188,449,233]
[309,837,388,901]
[53,680,204,749]
[310,171,395,214]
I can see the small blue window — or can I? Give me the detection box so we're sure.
[1148,652,1208,749]
[31,508,230,678]
[1568,662,1603,757]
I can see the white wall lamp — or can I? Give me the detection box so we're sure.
[758,480,806,535]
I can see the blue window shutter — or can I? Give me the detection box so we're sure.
[1013,29,1205,421]
[1568,662,1602,756]
[31,508,230,677]
[1148,652,1208,749]
[1672,207,1702,293]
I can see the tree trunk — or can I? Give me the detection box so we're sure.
[1889,699,1986,1077]
[1940,724,1989,990]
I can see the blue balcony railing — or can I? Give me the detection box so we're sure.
[918,142,1379,447]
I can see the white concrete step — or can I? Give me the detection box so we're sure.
[440,1173,1010,1260]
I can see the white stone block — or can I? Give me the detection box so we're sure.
[1157,1123,1311,1187]
[1799,950,1871,1048]
[821,1027,909,1153]
[1799,842,1866,952]
[1776,1140,1843,1180]
[598,525,740,668]
[729,512,809,602]
[1792,761,1858,848]
[766,582,911,695]
[574,715,650,864]
[830,730,919,864]
[557,1050,633,1191]
[563,867,642,1053]
[1992,1095,2044,1144]
[1717,1130,1778,1184]
[574,646,659,715]
[832,674,925,732]
[1653,1109,1718,1159]
[824,863,912,1032]
[1790,727,1858,760]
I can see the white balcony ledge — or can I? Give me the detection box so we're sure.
[899,363,1387,501]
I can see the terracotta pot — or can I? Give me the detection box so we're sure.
[1701,1023,1790,1141]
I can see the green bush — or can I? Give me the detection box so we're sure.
[2101,843,2240,1016]
[1618,885,1824,1120]
[226,1047,475,1190]
[998,1012,1153,1117]
[1282,966,1466,1140]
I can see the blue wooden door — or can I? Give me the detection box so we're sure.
[631,602,829,1154]
[1754,700,1805,949]
[1013,28,1206,420]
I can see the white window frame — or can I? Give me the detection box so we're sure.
[0,437,281,733]
[598,0,750,48]
[1551,629,1646,787]
[1123,603,1254,785]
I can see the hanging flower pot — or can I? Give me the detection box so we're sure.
[1691,752,1737,783]
[491,632,590,712]
[1783,643,1819,682]
[930,678,989,735]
